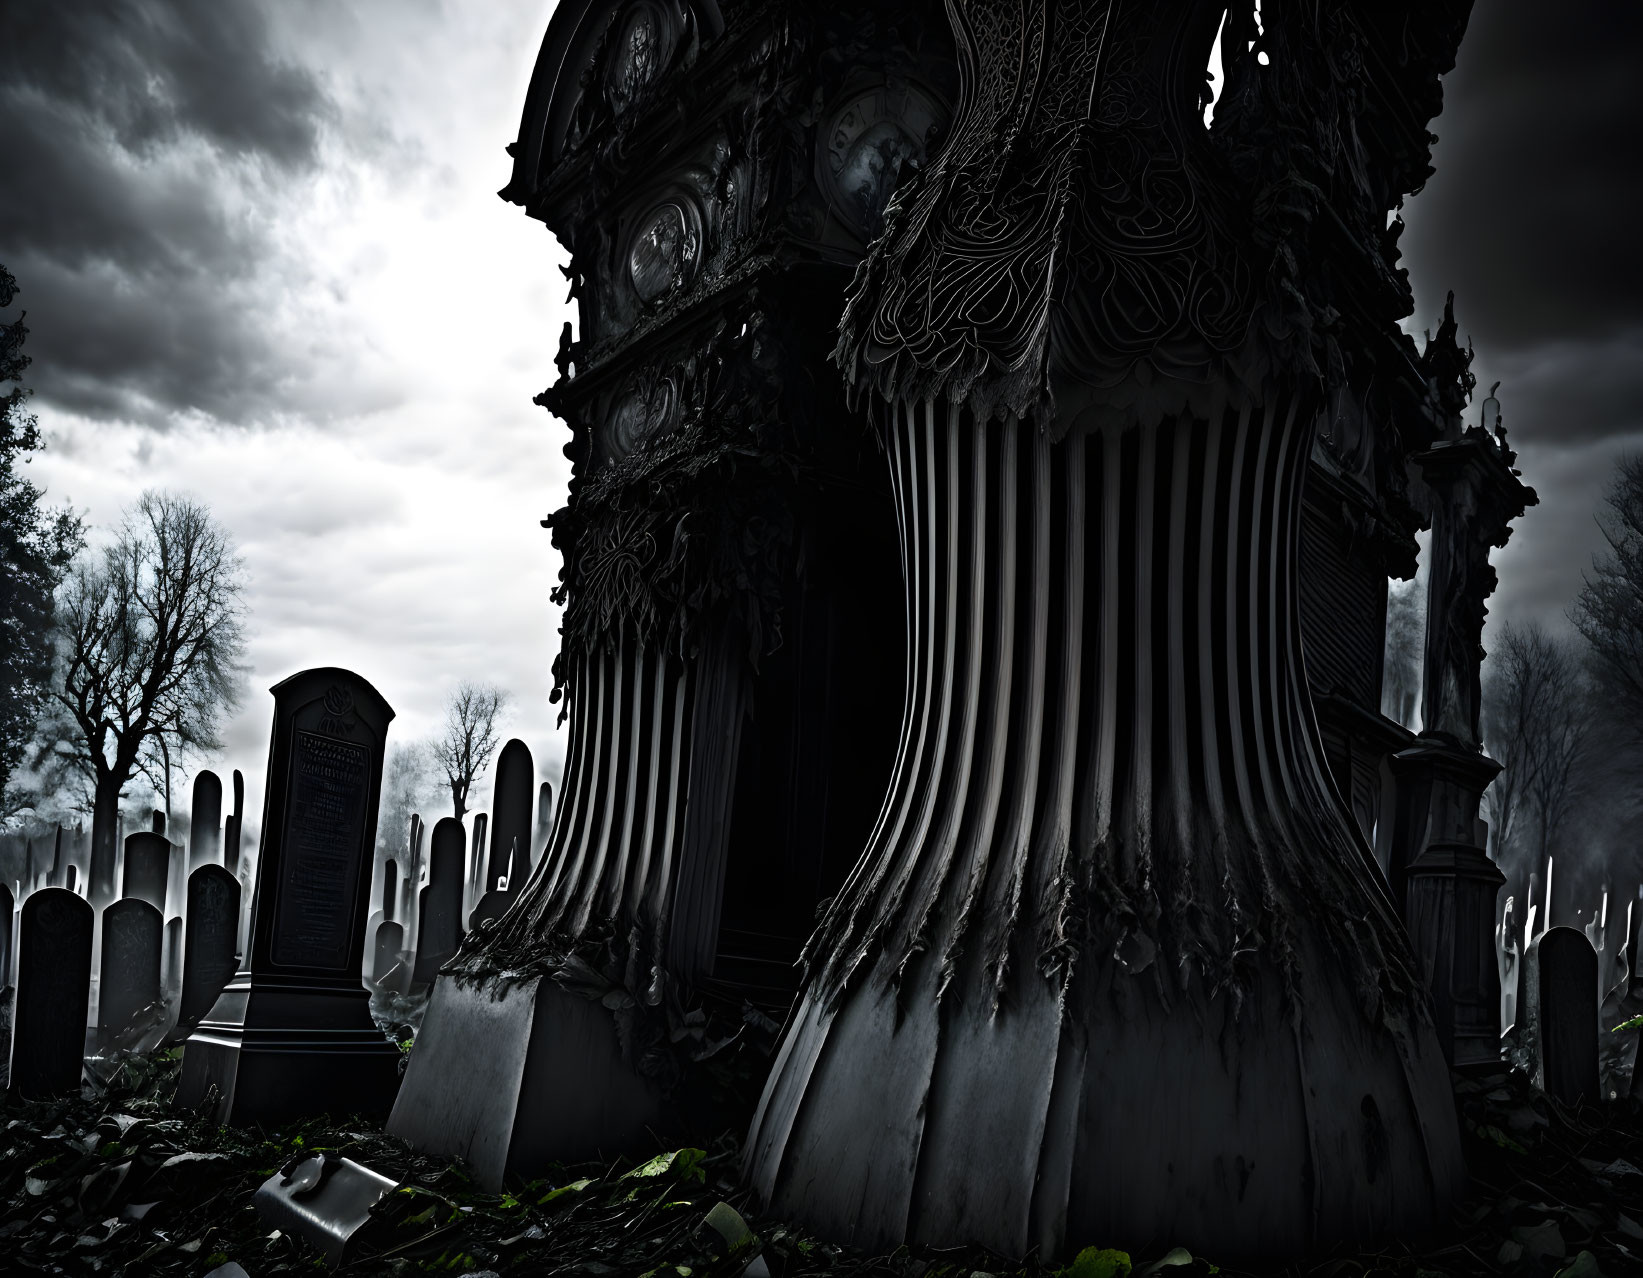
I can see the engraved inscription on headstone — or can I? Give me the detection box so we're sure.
[122,832,170,912]
[178,865,241,1034]
[99,898,163,1041]
[273,731,370,969]
[176,668,399,1126]
[11,887,94,1100]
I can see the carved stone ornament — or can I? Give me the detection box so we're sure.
[818,81,946,239]
[606,373,681,463]
[627,198,702,304]
[606,2,673,115]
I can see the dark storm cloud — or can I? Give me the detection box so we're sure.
[1401,0,1643,356]
[0,0,334,424]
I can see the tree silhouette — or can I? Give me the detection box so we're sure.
[0,263,84,816]
[431,681,508,821]
[47,491,247,898]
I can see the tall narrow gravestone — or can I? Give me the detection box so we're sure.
[487,740,533,894]
[174,865,241,1039]
[413,818,466,985]
[122,831,170,912]
[189,770,224,874]
[98,898,163,1045]
[176,668,401,1124]
[382,858,398,924]
[225,768,245,877]
[468,813,488,914]
[1534,926,1600,1107]
[10,887,93,1099]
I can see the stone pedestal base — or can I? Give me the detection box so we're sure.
[387,974,665,1190]
[175,972,401,1126]
[1407,841,1506,1068]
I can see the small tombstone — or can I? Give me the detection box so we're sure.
[10,887,94,1099]
[152,809,165,834]
[122,831,171,912]
[190,770,225,874]
[175,866,242,1038]
[175,668,401,1124]
[65,864,79,895]
[1533,926,1600,1107]
[0,882,12,986]
[487,740,533,893]
[225,768,245,877]
[373,921,404,984]
[382,858,399,925]
[98,898,164,1044]
[533,780,554,866]
[468,813,489,911]
[413,818,466,985]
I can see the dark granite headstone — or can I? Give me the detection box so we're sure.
[382,858,398,924]
[152,809,165,834]
[10,887,93,1099]
[65,864,78,895]
[190,770,224,874]
[413,818,466,985]
[176,866,241,1036]
[372,921,404,984]
[98,898,163,1042]
[47,827,64,888]
[122,832,171,912]
[487,740,533,893]
[1537,926,1600,1106]
[225,768,245,876]
[175,668,401,1125]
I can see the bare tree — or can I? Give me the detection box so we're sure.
[431,682,508,821]
[1481,621,1593,873]
[46,491,247,898]
[1574,454,1643,750]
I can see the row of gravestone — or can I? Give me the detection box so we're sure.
[365,743,551,997]
[4,768,247,927]
[4,668,556,1120]
[3,862,241,1095]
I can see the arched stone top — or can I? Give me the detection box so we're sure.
[501,0,724,210]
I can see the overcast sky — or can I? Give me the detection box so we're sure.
[1,1,1639,846]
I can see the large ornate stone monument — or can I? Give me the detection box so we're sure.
[391,0,955,1186]
[176,669,400,1124]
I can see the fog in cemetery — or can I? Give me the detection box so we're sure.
[2,0,1643,1274]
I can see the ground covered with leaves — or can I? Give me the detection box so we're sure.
[2,1050,1642,1277]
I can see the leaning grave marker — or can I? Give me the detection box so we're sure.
[175,668,401,1124]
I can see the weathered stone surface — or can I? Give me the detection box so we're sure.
[11,887,93,1100]
[176,668,401,1125]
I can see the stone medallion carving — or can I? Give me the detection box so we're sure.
[819,82,946,239]
[628,199,702,304]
